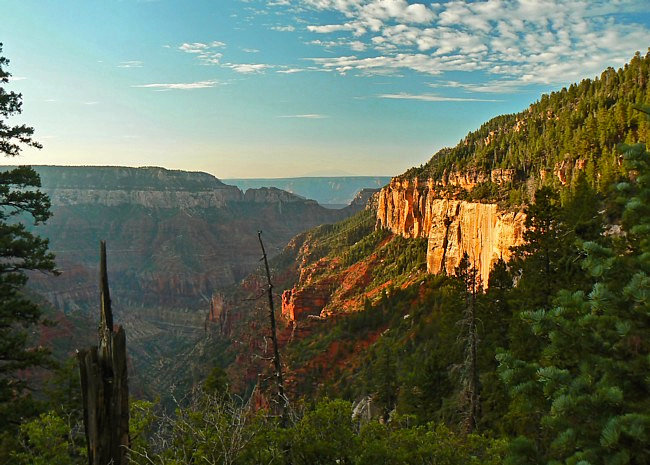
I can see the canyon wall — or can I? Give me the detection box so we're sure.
[376,177,525,285]
[20,165,364,397]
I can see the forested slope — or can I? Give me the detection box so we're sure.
[404,50,650,203]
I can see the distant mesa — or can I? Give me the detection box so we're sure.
[225,176,392,206]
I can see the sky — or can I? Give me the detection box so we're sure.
[2,0,649,178]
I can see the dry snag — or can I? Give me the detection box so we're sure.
[78,241,130,465]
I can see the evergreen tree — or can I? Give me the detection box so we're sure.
[498,139,650,464]
[0,43,57,444]
[477,259,514,433]
[510,186,570,312]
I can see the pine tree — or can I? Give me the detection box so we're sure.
[0,43,57,439]
[510,186,571,312]
[498,128,650,465]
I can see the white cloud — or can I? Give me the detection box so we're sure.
[132,80,220,90]
[277,68,307,74]
[178,41,226,65]
[359,0,435,24]
[285,0,649,86]
[278,114,329,118]
[272,25,296,31]
[379,92,501,102]
[428,79,523,94]
[308,23,356,33]
[224,63,272,74]
[309,53,487,75]
[242,48,260,53]
[309,38,367,51]
[178,41,225,53]
[117,60,143,68]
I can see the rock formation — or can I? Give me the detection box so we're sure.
[281,256,339,321]
[376,177,526,285]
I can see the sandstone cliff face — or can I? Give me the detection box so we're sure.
[376,178,525,285]
[281,257,339,321]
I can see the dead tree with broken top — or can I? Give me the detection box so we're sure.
[78,241,130,465]
[455,252,481,434]
[257,230,289,427]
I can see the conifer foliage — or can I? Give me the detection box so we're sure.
[498,122,650,464]
[0,43,57,431]
[405,50,650,189]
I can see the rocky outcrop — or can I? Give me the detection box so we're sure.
[349,188,380,210]
[553,158,587,185]
[281,259,339,321]
[376,178,525,285]
[426,168,515,191]
[242,187,311,204]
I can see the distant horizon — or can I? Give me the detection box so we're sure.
[0,163,396,179]
[4,1,649,177]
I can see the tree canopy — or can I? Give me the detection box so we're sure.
[0,42,57,456]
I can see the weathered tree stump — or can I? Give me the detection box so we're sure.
[78,241,130,465]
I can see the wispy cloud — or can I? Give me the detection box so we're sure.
[378,93,501,102]
[132,80,220,90]
[309,39,367,51]
[117,60,143,68]
[83,101,100,105]
[179,41,226,53]
[242,48,260,53]
[276,65,331,74]
[277,67,308,74]
[271,25,296,32]
[223,63,272,74]
[278,114,329,118]
[428,80,524,94]
[307,54,453,75]
[178,41,226,65]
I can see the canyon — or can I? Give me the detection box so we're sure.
[19,165,367,396]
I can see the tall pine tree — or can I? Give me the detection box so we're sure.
[499,125,650,464]
[0,43,57,445]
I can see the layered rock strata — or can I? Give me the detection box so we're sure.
[376,178,526,285]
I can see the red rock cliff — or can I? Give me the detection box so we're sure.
[376,177,525,285]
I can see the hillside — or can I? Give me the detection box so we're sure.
[206,52,650,441]
[401,50,649,204]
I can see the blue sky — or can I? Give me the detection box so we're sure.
[3,0,649,178]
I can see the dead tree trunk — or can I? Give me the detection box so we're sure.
[456,252,481,434]
[257,231,289,426]
[78,241,130,465]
